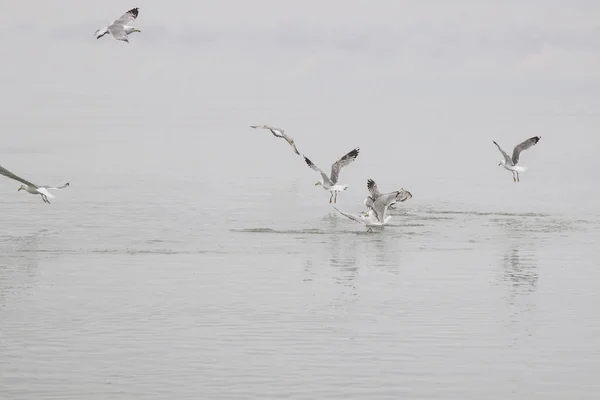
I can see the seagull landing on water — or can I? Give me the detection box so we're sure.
[334,186,408,232]
[364,179,412,214]
[303,147,360,203]
[333,207,387,232]
[493,136,541,182]
[0,165,69,204]
[250,124,300,155]
[95,7,141,43]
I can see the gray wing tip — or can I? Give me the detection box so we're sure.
[127,7,139,18]
[303,156,313,166]
[367,178,376,189]
[531,136,541,144]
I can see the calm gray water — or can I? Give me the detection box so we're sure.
[1,140,600,399]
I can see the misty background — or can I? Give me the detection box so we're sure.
[2,1,600,399]
[1,0,599,214]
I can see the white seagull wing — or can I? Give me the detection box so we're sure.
[493,141,513,165]
[304,156,332,185]
[333,206,366,225]
[110,7,139,27]
[40,182,70,191]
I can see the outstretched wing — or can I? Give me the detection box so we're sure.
[372,191,403,222]
[367,178,381,199]
[42,182,70,191]
[303,156,332,185]
[111,7,139,27]
[512,136,541,165]
[250,125,284,137]
[330,147,360,184]
[333,206,365,225]
[493,141,513,165]
[0,164,38,188]
[280,132,300,155]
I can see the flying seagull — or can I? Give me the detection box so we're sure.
[95,7,141,43]
[493,136,541,182]
[364,179,412,213]
[250,124,300,155]
[303,147,360,203]
[0,164,69,204]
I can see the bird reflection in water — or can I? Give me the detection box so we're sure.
[503,247,538,296]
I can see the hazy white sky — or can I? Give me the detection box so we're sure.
[1,1,599,207]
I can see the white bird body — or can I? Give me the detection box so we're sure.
[499,161,527,173]
[19,185,55,198]
[317,182,348,193]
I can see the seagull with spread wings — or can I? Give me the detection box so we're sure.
[364,179,412,214]
[303,147,360,203]
[333,187,407,231]
[95,7,141,43]
[0,164,69,204]
[493,136,541,182]
[250,125,300,155]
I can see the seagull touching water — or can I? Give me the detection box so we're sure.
[303,147,360,203]
[0,164,69,204]
[334,188,406,232]
[364,179,412,213]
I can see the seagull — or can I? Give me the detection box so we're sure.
[0,164,69,204]
[250,124,300,155]
[364,179,412,213]
[493,136,541,182]
[333,207,388,232]
[333,189,405,232]
[303,147,360,203]
[95,7,141,43]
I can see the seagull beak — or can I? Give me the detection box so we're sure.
[17,188,21,191]
[136,29,141,32]
[314,182,319,186]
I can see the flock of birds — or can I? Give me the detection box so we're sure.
[0,7,543,232]
[249,124,542,231]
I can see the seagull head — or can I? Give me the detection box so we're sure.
[314,180,323,187]
[498,159,506,167]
